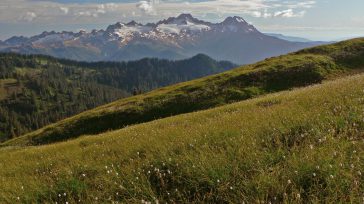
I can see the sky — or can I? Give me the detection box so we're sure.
[0,0,363,41]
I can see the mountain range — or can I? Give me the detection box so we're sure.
[264,33,313,42]
[0,14,323,64]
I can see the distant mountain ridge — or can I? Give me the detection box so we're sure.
[0,14,324,64]
[264,33,313,42]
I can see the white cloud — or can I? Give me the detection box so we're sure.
[262,9,272,18]
[60,7,69,14]
[104,3,118,11]
[96,5,106,15]
[249,9,272,18]
[137,1,155,15]
[73,3,119,18]
[274,9,306,18]
[153,0,312,19]
[20,11,37,22]
[76,11,96,17]
[251,11,262,18]
[0,0,315,24]
[288,1,316,9]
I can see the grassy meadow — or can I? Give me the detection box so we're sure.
[1,73,364,203]
[3,38,364,147]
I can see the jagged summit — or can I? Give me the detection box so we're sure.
[157,13,209,26]
[222,16,248,25]
[177,13,193,19]
[126,20,142,26]
[106,22,124,31]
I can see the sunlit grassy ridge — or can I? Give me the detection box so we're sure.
[1,73,364,203]
[3,38,364,147]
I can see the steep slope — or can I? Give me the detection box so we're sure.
[0,53,235,141]
[1,72,364,203]
[4,38,364,147]
[0,14,320,64]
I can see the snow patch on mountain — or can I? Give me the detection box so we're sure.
[113,24,152,39]
[156,21,211,34]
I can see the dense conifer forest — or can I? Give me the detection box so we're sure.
[0,53,235,141]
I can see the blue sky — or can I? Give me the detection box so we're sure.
[0,0,363,41]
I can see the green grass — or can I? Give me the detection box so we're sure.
[4,38,364,147]
[1,73,364,203]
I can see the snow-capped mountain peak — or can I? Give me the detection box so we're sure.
[222,16,248,25]
[157,13,209,26]
[1,14,260,46]
[0,13,316,64]
[152,13,219,37]
[219,16,257,33]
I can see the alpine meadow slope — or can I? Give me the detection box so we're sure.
[3,38,364,147]
[1,68,364,203]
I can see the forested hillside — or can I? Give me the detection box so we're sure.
[0,53,235,141]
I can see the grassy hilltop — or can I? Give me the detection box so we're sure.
[4,38,364,147]
[1,71,364,203]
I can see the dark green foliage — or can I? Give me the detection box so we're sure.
[0,53,235,141]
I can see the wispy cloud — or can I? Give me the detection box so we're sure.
[60,6,69,14]
[137,0,155,15]
[20,11,37,22]
[1,0,363,41]
[274,9,306,18]
[0,0,317,24]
